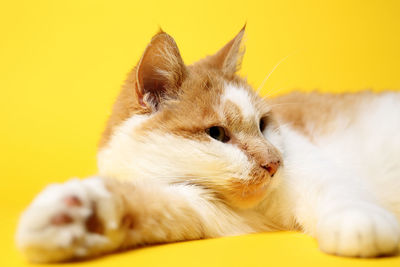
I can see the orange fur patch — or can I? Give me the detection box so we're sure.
[268,91,376,138]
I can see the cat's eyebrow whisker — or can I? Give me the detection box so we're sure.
[256,53,293,95]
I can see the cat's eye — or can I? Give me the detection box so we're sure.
[259,117,267,132]
[206,126,230,143]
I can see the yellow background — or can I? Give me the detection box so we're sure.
[1,0,400,266]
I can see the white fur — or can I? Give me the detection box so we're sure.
[222,83,257,119]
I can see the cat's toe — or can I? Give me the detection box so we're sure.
[317,204,400,257]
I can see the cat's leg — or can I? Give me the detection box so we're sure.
[17,176,261,263]
[293,168,400,258]
[279,129,400,257]
[286,159,399,256]
[314,193,400,257]
[289,172,400,258]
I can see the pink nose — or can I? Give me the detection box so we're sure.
[262,161,280,177]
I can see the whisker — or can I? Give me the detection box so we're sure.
[256,53,294,94]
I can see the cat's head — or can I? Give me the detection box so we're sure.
[98,27,284,209]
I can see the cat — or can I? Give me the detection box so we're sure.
[16,26,400,263]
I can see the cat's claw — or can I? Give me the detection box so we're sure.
[316,204,400,257]
[16,177,124,263]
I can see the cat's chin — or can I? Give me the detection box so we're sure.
[224,167,284,210]
[224,176,272,209]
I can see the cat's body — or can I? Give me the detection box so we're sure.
[16,28,400,263]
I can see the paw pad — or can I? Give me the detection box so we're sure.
[51,213,73,225]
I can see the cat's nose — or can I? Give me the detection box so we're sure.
[262,160,280,177]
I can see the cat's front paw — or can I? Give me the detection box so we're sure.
[316,204,400,257]
[16,177,125,263]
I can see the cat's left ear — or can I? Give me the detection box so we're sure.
[135,31,188,111]
[202,25,246,75]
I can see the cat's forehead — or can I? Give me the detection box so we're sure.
[158,74,268,130]
[221,83,259,119]
[182,68,265,110]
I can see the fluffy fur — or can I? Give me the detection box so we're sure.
[16,27,400,263]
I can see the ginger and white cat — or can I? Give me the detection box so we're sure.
[16,27,400,263]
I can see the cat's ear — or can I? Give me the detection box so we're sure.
[204,25,246,75]
[135,31,187,111]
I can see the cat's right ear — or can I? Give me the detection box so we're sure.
[198,25,246,76]
[135,31,187,112]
